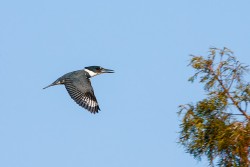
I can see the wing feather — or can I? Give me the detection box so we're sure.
[64,78,100,113]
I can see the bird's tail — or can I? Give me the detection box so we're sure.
[43,80,62,89]
[43,84,54,89]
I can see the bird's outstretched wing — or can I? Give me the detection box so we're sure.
[64,78,100,113]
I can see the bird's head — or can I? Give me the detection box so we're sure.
[84,66,114,77]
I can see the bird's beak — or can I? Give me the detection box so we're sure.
[101,68,114,73]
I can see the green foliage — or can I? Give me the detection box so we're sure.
[178,48,250,167]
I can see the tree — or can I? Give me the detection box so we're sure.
[178,47,250,167]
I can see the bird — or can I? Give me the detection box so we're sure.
[43,66,114,114]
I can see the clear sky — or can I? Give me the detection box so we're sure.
[1,0,250,167]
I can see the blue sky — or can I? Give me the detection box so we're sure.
[1,0,250,167]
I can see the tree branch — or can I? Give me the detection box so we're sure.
[208,65,250,121]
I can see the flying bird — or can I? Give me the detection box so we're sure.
[43,66,114,113]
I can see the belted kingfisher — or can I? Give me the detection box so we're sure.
[43,66,114,114]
